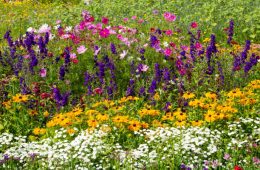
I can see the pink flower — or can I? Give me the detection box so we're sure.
[38,24,51,33]
[164,48,172,56]
[191,22,198,28]
[77,45,87,54]
[117,34,123,40]
[164,12,176,22]
[138,19,144,24]
[181,45,189,51]
[102,17,109,25]
[195,42,202,50]
[96,23,103,30]
[123,18,129,22]
[223,153,231,160]
[165,29,173,36]
[253,157,260,165]
[39,68,47,77]
[23,54,30,59]
[99,28,110,38]
[56,20,61,24]
[70,53,77,59]
[131,16,137,20]
[137,64,149,72]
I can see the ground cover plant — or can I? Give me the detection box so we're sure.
[0,0,260,169]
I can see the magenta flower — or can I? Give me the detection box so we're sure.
[164,48,172,56]
[77,45,87,54]
[131,16,137,20]
[191,22,198,28]
[99,28,110,38]
[165,29,173,36]
[102,17,109,25]
[253,157,260,165]
[195,42,203,50]
[164,12,176,22]
[39,68,47,77]
[123,18,129,22]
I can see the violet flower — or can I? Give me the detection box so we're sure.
[227,19,234,45]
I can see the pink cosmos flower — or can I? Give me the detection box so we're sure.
[195,42,202,50]
[39,68,47,77]
[38,24,51,33]
[165,29,173,36]
[123,18,129,22]
[94,47,101,56]
[191,22,198,28]
[164,12,176,22]
[137,64,149,72]
[96,23,103,30]
[253,157,260,165]
[102,17,109,25]
[164,48,172,56]
[56,20,61,24]
[117,34,123,40]
[223,154,231,160]
[70,53,77,59]
[99,28,110,38]
[94,87,103,95]
[77,45,87,54]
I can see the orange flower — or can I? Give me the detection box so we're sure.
[87,119,98,128]
[128,120,142,131]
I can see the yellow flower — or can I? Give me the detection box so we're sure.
[153,93,160,100]
[43,111,49,118]
[2,100,11,109]
[175,112,187,121]
[204,110,216,122]
[87,119,98,128]
[205,92,217,100]
[183,92,195,99]
[96,113,109,122]
[174,120,186,127]
[152,120,163,127]
[33,128,41,135]
[203,38,210,43]
[128,120,142,131]
[227,88,243,98]
[67,128,76,135]
[12,93,29,103]
[28,110,38,116]
[112,116,129,123]
[215,112,225,120]
[191,120,204,126]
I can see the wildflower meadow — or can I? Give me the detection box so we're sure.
[0,0,259,169]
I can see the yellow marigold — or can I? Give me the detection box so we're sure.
[183,92,195,99]
[191,120,204,126]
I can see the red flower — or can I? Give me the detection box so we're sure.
[40,93,51,99]
[234,165,243,170]
[102,17,109,25]
[191,22,198,29]
[94,88,103,95]
[72,59,79,64]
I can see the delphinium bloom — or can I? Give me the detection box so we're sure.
[19,77,31,94]
[244,53,258,74]
[148,79,157,95]
[126,79,135,96]
[154,63,162,82]
[52,86,70,107]
[240,40,250,63]
[37,36,48,58]
[227,20,234,45]
[110,43,117,54]
[59,65,66,80]
[14,56,23,76]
